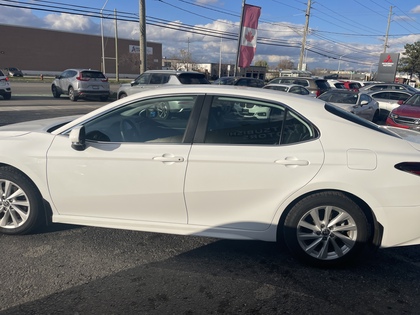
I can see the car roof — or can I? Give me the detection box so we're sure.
[322,89,359,95]
[264,83,302,88]
[144,70,203,75]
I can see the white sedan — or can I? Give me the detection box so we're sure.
[1,85,420,267]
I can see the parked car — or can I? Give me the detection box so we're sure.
[368,90,414,120]
[2,85,420,267]
[51,69,110,102]
[360,83,418,94]
[0,69,11,100]
[3,67,23,77]
[213,76,265,88]
[317,89,379,122]
[268,77,330,97]
[117,70,210,99]
[327,80,346,89]
[262,83,315,97]
[386,92,420,130]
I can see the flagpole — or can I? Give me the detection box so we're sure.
[234,0,246,77]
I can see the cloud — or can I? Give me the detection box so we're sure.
[410,5,420,14]
[44,13,98,33]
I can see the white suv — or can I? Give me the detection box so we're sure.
[0,70,11,100]
[117,70,210,99]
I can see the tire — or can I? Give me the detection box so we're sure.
[156,101,170,119]
[68,87,78,102]
[3,93,11,100]
[52,85,61,98]
[118,92,127,99]
[372,110,380,123]
[283,191,370,267]
[0,167,45,235]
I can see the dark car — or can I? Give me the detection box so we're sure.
[268,77,330,97]
[4,67,23,77]
[386,92,420,131]
[213,76,265,88]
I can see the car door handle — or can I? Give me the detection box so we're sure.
[275,157,309,166]
[153,155,184,162]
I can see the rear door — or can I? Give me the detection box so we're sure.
[184,95,324,231]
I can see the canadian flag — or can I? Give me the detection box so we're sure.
[238,4,261,68]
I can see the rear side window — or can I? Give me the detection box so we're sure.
[178,73,210,84]
[0,70,4,76]
[204,96,316,145]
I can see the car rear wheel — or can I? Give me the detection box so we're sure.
[118,92,127,99]
[283,191,370,267]
[52,85,61,98]
[0,167,44,235]
[68,87,78,101]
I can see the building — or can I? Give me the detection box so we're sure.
[0,24,162,78]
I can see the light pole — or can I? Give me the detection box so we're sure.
[100,0,109,74]
[337,53,349,77]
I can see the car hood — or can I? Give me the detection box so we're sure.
[0,115,80,136]
[393,105,420,118]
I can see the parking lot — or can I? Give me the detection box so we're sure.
[0,82,420,314]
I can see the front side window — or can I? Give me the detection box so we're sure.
[83,95,198,143]
[204,96,315,145]
[134,73,151,85]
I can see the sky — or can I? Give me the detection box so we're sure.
[1,0,420,72]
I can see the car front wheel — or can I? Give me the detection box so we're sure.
[283,191,371,267]
[52,85,61,98]
[0,167,44,235]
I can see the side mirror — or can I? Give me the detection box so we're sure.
[360,100,369,106]
[69,126,86,151]
[130,80,137,86]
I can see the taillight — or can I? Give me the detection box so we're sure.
[5,77,9,81]
[316,89,321,97]
[76,76,90,81]
[395,162,420,176]
[101,77,108,82]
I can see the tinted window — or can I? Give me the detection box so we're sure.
[389,92,410,101]
[315,80,330,89]
[0,70,4,76]
[81,71,105,79]
[293,79,309,87]
[83,96,197,143]
[178,73,209,84]
[265,86,288,92]
[204,96,315,145]
[372,92,389,99]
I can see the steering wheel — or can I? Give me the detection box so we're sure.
[120,119,140,142]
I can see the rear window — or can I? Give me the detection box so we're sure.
[0,70,4,76]
[178,73,210,84]
[81,71,106,79]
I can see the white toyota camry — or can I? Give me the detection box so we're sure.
[1,85,420,267]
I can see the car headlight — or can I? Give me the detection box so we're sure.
[389,112,398,119]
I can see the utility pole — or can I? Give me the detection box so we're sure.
[114,9,119,82]
[298,0,311,71]
[383,6,393,53]
[139,0,147,74]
